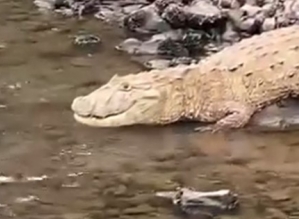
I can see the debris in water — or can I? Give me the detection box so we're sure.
[73,34,101,47]
[62,182,80,188]
[15,195,40,203]
[0,174,48,184]
[0,176,15,184]
[67,172,84,177]
[156,187,239,218]
[26,175,48,181]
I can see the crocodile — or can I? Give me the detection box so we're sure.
[71,25,299,132]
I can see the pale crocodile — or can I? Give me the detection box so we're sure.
[71,25,299,132]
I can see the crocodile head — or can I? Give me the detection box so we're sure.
[71,67,189,127]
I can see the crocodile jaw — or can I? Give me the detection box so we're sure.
[73,112,138,127]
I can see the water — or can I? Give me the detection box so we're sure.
[1,0,299,218]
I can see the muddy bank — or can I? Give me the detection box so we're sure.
[0,0,298,218]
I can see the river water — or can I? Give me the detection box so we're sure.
[1,0,299,218]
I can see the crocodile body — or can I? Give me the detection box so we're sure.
[71,25,299,131]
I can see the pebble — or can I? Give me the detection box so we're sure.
[22,21,54,32]
[6,14,30,21]
[266,190,291,202]
[266,208,288,219]
[105,209,121,217]
[122,204,154,215]
[70,57,93,67]
[113,184,128,196]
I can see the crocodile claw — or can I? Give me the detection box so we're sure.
[194,125,220,133]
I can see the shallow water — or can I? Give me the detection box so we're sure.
[1,0,299,218]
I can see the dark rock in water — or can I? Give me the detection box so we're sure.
[73,34,101,46]
[247,98,299,132]
[73,33,101,53]
[123,4,172,35]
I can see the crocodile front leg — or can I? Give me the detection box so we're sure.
[195,101,255,133]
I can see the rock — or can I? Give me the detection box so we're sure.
[240,4,262,17]
[73,34,101,47]
[266,190,291,202]
[122,204,154,215]
[37,41,73,58]
[0,55,28,66]
[113,184,128,196]
[238,17,260,33]
[123,4,172,34]
[265,208,288,219]
[6,14,30,21]
[105,208,121,217]
[70,57,93,67]
[123,194,152,207]
[22,21,54,32]
[185,0,224,28]
[115,38,142,54]
[144,59,171,69]
[262,17,276,31]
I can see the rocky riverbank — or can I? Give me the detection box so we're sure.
[34,0,299,69]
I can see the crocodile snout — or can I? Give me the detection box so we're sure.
[71,96,94,117]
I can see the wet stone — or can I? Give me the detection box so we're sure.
[6,14,30,21]
[113,185,128,196]
[150,151,177,162]
[105,208,121,217]
[102,185,131,198]
[0,55,28,66]
[123,194,152,207]
[22,21,55,32]
[87,211,104,219]
[70,57,93,67]
[265,208,288,219]
[73,34,101,53]
[122,204,154,215]
[266,190,291,202]
[37,42,74,58]
[69,156,87,167]
[130,172,177,190]
[151,160,178,172]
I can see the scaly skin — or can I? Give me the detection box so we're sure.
[71,25,299,132]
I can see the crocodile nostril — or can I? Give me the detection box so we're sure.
[71,96,93,116]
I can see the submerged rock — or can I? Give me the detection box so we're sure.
[156,188,239,218]
[73,34,101,46]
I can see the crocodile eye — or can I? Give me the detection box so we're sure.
[120,82,131,91]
